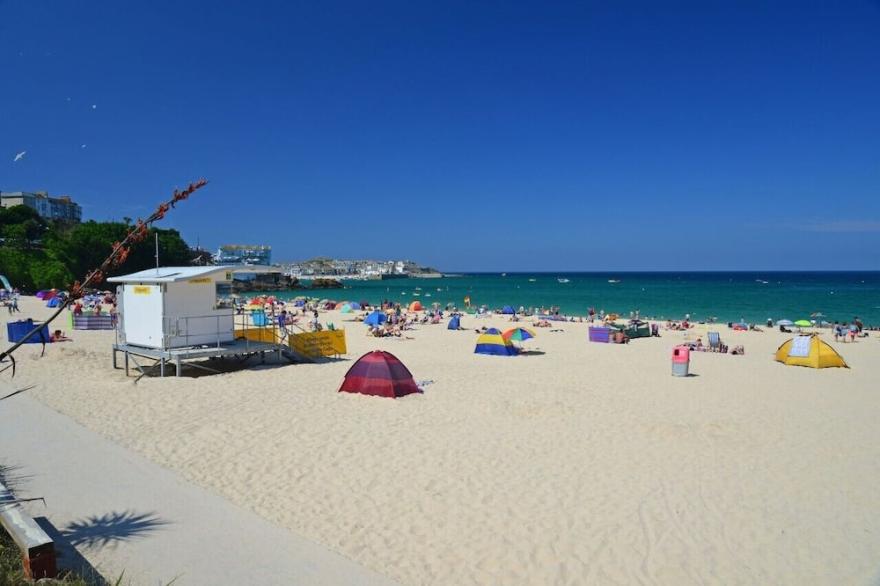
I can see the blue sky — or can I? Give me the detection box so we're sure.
[2,0,879,271]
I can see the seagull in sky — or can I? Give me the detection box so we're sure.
[13,151,26,162]
[81,144,87,149]
[91,104,97,109]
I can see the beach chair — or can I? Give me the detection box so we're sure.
[707,331,721,352]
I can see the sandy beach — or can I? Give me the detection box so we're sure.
[6,296,880,585]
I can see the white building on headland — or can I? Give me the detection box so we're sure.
[284,258,432,278]
[215,244,272,266]
[0,190,82,223]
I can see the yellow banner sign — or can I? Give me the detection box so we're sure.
[290,330,347,357]
[189,277,212,284]
[133,286,152,295]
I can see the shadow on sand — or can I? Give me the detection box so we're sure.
[59,510,170,549]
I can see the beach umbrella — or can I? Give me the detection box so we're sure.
[409,300,423,311]
[502,327,536,342]
[364,310,388,326]
[334,301,348,310]
[501,305,516,315]
[349,302,362,310]
[794,320,812,328]
[777,319,794,326]
[338,351,421,398]
[340,303,353,314]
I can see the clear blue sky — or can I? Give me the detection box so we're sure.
[2,0,879,271]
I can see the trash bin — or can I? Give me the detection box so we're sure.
[672,345,690,377]
[251,310,268,327]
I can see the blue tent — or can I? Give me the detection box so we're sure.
[448,315,461,330]
[46,297,61,308]
[349,302,362,310]
[501,305,516,315]
[293,300,306,307]
[364,311,388,326]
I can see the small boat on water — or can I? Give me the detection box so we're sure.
[414,287,422,290]
[608,279,621,284]
[413,293,421,297]
[557,278,571,283]
[501,273,507,277]
[425,293,431,297]
[528,278,537,282]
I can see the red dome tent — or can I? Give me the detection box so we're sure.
[338,350,421,398]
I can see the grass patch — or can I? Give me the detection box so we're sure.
[0,526,91,585]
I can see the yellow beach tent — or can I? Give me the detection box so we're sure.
[774,335,848,369]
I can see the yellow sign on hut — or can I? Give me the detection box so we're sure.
[290,330,347,358]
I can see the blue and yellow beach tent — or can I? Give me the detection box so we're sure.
[474,328,519,356]
[448,315,461,330]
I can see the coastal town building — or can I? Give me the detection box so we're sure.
[215,244,272,266]
[283,258,440,279]
[0,190,82,223]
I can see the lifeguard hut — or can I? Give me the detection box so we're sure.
[108,266,287,377]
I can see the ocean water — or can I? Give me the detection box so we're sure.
[280,272,880,325]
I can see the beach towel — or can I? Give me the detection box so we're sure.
[789,336,812,358]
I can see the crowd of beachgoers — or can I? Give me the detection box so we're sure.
[229,294,877,339]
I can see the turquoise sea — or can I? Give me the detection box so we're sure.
[279,272,880,326]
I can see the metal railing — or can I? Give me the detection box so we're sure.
[114,308,309,351]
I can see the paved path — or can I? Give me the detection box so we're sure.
[0,393,397,586]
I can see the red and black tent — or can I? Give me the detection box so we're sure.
[338,350,421,398]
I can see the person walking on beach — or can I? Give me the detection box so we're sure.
[277,310,289,341]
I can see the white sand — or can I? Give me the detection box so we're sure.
[7,296,880,585]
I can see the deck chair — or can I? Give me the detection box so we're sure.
[707,331,721,352]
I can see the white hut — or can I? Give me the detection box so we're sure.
[108,266,258,349]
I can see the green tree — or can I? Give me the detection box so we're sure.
[0,211,195,291]
[44,221,193,284]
